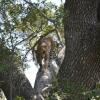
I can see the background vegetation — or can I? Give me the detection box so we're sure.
[0,0,100,100]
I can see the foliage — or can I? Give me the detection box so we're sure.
[0,0,64,99]
[83,83,100,100]
[0,0,65,64]
[0,63,7,71]
[0,0,100,100]
[15,96,24,100]
[46,79,100,100]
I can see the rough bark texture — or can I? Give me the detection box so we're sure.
[58,0,100,99]
[0,68,34,100]
[0,46,34,100]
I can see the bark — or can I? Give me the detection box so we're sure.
[0,67,34,100]
[0,46,34,100]
[58,0,100,99]
[33,46,65,100]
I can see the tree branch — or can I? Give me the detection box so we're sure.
[14,32,37,48]
[24,0,55,24]
[23,29,56,61]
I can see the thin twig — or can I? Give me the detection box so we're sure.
[14,32,36,48]
[24,0,55,23]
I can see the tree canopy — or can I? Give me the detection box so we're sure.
[0,0,64,65]
[0,0,65,99]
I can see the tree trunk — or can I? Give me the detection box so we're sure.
[0,46,34,100]
[58,0,100,98]
[33,46,65,100]
[0,68,34,100]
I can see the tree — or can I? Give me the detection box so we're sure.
[0,43,34,100]
[58,0,100,99]
[0,0,65,99]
